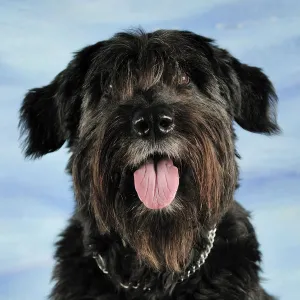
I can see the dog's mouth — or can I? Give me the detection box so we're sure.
[129,153,181,210]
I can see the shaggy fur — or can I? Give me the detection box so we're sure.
[19,29,280,300]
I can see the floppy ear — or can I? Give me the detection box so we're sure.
[19,42,103,158]
[19,71,68,158]
[186,32,280,135]
[231,59,280,135]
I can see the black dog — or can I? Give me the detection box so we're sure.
[19,29,280,300]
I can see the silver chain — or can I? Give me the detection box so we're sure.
[93,226,217,292]
[178,226,216,282]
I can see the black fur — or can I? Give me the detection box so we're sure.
[19,29,280,299]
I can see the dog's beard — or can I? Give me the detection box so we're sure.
[72,105,237,273]
[122,202,204,273]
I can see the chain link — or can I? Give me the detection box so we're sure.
[179,226,216,282]
[93,226,217,292]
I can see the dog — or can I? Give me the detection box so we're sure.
[19,29,280,300]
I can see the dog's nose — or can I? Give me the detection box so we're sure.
[132,106,174,138]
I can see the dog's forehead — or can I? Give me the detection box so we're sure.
[85,30,216,99]
[101,29,214,64]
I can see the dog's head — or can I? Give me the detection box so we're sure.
[19,29,280,272]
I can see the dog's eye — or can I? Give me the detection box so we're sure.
[104,84,113,94]
[179,74,190,85]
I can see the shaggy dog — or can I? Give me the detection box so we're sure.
[19,29,280,300]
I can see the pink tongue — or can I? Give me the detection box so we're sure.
[133,159,179,209]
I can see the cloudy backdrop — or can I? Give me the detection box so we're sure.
[0,0,299,299]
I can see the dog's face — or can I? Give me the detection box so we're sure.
[19,29,279,273]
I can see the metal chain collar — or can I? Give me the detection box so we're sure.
[93,226,217,292]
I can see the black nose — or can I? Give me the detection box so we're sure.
[132,106,174,138]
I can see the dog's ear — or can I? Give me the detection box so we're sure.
[19,71,68,158]
[185,32,280,135]
[230,58,280,135]
[19,42,103,158]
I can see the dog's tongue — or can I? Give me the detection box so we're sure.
[133,159,179,209]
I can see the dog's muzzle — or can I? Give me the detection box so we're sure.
[124,104,183,210]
